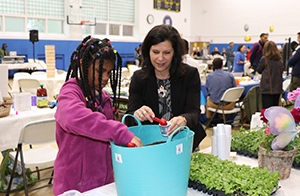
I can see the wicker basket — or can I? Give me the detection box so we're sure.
[0,97,13,118]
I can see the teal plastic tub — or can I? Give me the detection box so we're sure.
[110,114,195,196]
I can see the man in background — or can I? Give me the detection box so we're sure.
[250,33,268,74]
[206,58,236,120]
[226,41,235,72]
[0,43,9,58]
[182,39,202,78]
[288,32,300,92]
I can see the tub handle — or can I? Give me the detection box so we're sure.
[121,114,142,126]
[167,126,190,143]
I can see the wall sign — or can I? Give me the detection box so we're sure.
[154,0,180,12]
[163,15,172,26]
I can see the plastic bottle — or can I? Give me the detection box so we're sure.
[37,84,48,108]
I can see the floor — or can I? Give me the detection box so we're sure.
[1,78,249,195]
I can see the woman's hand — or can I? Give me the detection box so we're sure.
[130,136,143,147]
[167,116,187,136]
[133,106,154,122]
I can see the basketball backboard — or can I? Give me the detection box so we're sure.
[67,1,96,26]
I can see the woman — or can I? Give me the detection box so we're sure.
[233,44,246,73]
[53,36,142,195]
[257,41,283,109]
[126,25,206,151]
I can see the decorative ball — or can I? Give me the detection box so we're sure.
[244,35,251,42]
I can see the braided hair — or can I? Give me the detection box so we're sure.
[66,35,122,115]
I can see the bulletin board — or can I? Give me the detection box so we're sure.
[154,0,180,12]
[189,42,210,56]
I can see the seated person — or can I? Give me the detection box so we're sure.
[221,48,226,57]
[193,49,202,58]
[206,58,237,119]
[211,47,220,56]
[0,43,9,58]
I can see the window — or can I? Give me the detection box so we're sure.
[0,16,2,31]
[26,0,64,18]
[109,24,120,35]
[0,0,64,34]
[95,23,106,35]
[48,20,63,34]
[123,25,133,36]
[28,18,45,33]
[5,17,24,32]
[0,0,25,15]
[82,0,135,36]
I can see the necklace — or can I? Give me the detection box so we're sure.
[158,85,167,98]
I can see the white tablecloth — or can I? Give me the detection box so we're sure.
[5,62,46,70]
[0,106,56,151]
[82,155,300,196]
[11,74,66,101]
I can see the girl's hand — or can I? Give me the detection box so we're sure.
[133,106,154,123]
[167,116,187,136]
[130,136,143,147]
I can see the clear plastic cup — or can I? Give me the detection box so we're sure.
[160,121,171,137]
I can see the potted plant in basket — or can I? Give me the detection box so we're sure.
[258,106,299,179]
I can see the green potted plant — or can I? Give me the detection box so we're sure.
[256,107,299,179]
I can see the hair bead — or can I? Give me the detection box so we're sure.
[89,100,93,104]
[83,43,86,46]
[114,50,117,54]
[97,53,100,56]
[85,97,88,101]
[91,45,94,49]
[75,56,78,59]
[98,41,102,44]
[107,41,111,44]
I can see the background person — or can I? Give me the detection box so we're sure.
[182,39,202,78]
[126,24,206,151]
[211,47,220,56]
[226,41,235,72]
[250,33,268,74]
[257,41,283,109]
[233,44,246,73]
[288,32,300,92]
[0,43,9,58]
[134,47,140,66]
[206,58,237,120]
[53,36,142,195]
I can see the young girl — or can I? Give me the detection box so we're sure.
[53,36,142,195]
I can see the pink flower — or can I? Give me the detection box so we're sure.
[260,109,268,123]
[288,92,296,101]
[265,127,270,135]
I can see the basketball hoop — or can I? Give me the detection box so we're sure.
[80,20,90,25]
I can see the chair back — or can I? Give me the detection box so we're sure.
[19,118,56,145]
[220,87,245,102]
[14,72,30,78]
[31,71,47,76]
[198,64,207,74]
[282,78,291,92]
[18,78,40,94]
